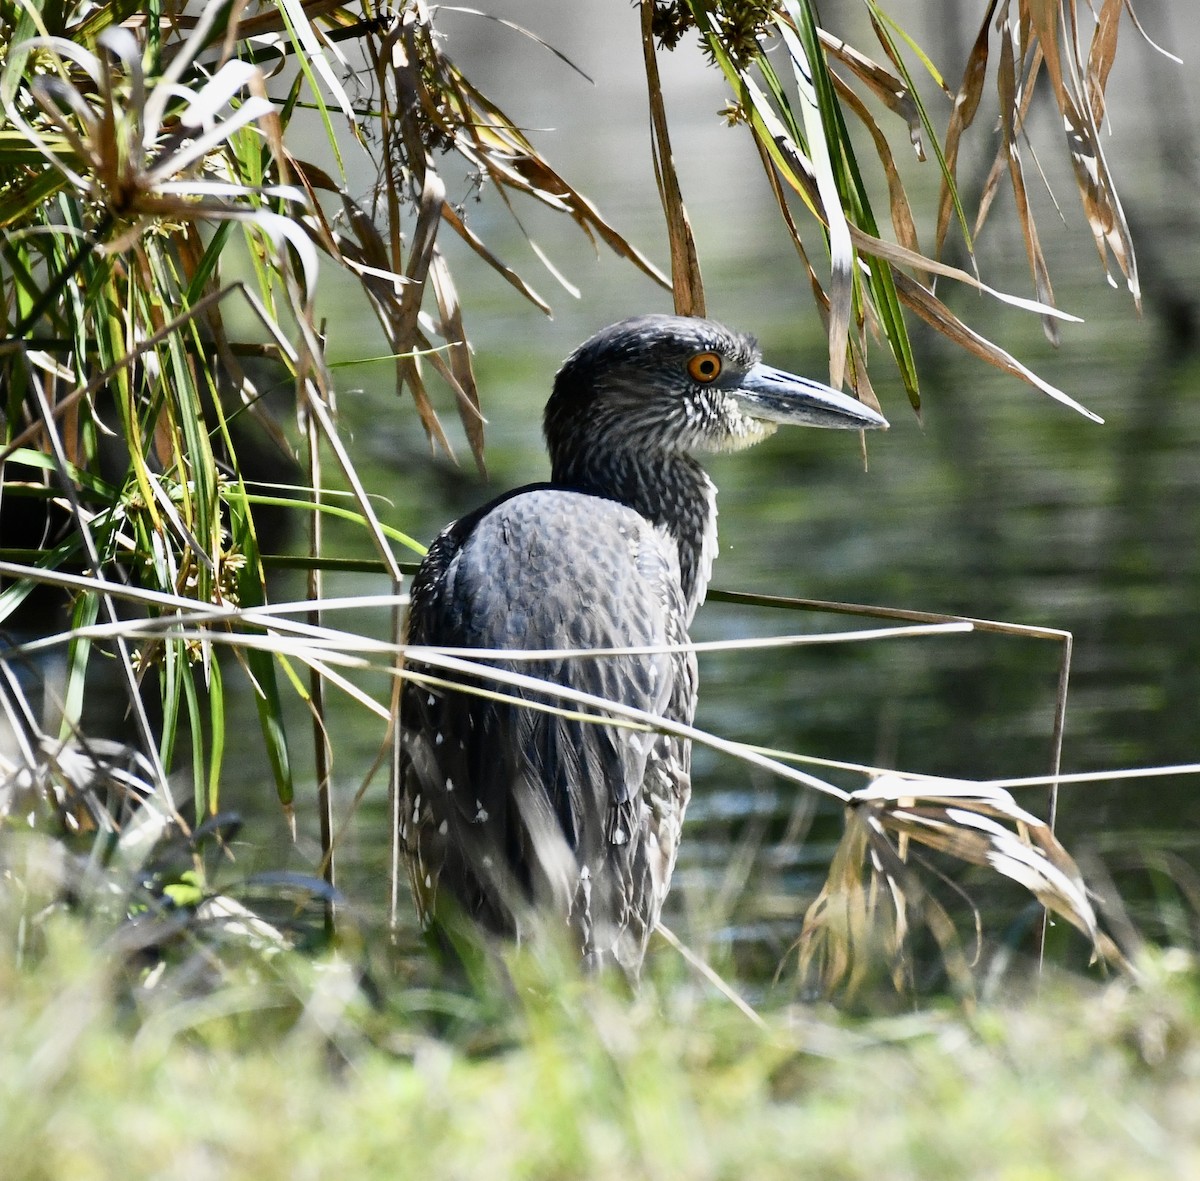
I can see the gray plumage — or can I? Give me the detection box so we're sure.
[400,315,886,973]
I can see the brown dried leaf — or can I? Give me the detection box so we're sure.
[795,809,882,997]
[428,248,486,473]
[935,0,996,260]
[1026,0,1140,303]
[1086,0,1123,127]
[798,773,1125,997]
[833,75,921,266]
[973,150,1007,242]
[974,36,1044,243]
[752,133,831,315]
[400,349,456,463]
[856,775,1118,956]
[890,267,1101,421]
[998,19,1058,343]
[847,331,884,419]
[439,201,552,315]
[446,69,669,290]
[818,28,925,159]
[797,801,975,998]
[640,0,705,317]
[398,168,445,348]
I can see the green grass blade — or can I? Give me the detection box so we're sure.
[228,484,295,809]
[207,648,226,814]
[180,651,206,819]
[59,589,99,740]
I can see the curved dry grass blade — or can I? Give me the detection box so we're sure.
[523,238,582,300]
[655,922,766,1029]
[890,268,1101,422]
[998,17,1059,343]
[1086,0,1123,127]
[428,249,485,471]
[974,29,1045,242]
[935,0,997,260]
[856,774,1123,966]
[438,6,594,82]
[1121,0,1182,62]
[640,0,705,317]
[817,28,925,159]
[832,78,921,267]
[439,201,551,314]
[1026,0,1140,303]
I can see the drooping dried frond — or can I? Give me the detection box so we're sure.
[796,774,1126,999]
[958,0,1163,311]
[936,0,1170,341]
[360,2,668,469]
[661,0,1171,415]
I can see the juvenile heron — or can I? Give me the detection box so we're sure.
[400,315,886,973]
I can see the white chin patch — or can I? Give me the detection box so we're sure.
[720,413,777,453]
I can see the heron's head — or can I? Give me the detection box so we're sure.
[544,315,887,472]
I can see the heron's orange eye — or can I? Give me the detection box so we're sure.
[686,352,722,383]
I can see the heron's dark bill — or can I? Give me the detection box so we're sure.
[734,363,889,431]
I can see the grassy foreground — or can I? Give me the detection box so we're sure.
[1,888,1197,1181]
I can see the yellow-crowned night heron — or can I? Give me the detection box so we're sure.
[400,314,887,973]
